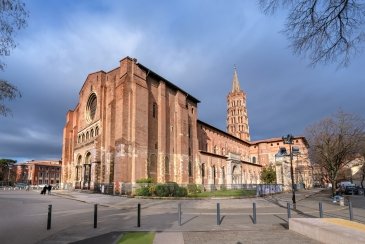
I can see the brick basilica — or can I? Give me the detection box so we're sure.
[62,57,312,190]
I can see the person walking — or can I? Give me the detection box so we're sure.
[41,185,47,195]
[47,184,52,195]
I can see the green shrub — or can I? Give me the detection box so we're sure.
[187,183,202,194]
[176,186,188,197]
[135,186,151,196]
[135,181,188,197]
[136,178,154,183]
[167,182,179,196]
[148,184,156,195]
[155,184,169,197]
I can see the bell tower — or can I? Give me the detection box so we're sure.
[226,67,250,141]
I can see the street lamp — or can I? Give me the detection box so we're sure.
[282,134,296,209]
[7,165,13,186]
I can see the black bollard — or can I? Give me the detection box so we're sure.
[94,204,98,228]
[319,202,323,218]
[47,205,52,230]
[287,202,291,219]
[349,200,353,221]
[217,203,220,225]
[178,203,182,226]
[137,203,141,227]
[253,202,257,224]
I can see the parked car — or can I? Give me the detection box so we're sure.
[344,185,358,195]
[14,183,27,189]
[357,187,364,195]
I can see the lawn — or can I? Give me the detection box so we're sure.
[118,232,155,244]
[190,189,256,197]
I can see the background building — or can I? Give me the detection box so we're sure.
[62,57,312,191]
[14,160,62,186]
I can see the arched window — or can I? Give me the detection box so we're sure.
[86,131,89,140]
[252,156,256,164]
[86,93,97,123]
[95,126,99,136]
[77,155,82,165]
[78,135,81,143]
[82,133,85,142]
[91,129,94,137]
[85,152,91,164]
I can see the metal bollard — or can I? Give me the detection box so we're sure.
[287,202,291,219]
[178,203,182,226]
[47,205,52,230]
[137,203,141,227]
[94,204,98,228]
[319,202,323,218]
[253,202,257,224]
[216,203,220,225]
[349,201,353,221]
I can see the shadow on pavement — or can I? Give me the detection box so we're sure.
[69,231,122,244]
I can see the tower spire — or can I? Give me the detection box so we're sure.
[231,65,241,92]
[227,66,250,141]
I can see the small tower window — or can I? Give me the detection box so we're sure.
[152,103,157,118]
[252,156,256,164]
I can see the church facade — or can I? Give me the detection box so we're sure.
[61,57,312,190]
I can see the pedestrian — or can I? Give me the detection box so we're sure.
[47,184,52,195]
[41,185,47,195]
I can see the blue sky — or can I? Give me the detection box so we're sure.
[1,0,365,162]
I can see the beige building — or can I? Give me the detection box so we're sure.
[62,56,312,191]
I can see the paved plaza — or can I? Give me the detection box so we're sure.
[0,188,364,243]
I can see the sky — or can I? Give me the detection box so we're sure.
[1,0,365,162]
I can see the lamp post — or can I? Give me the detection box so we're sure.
[282,134,296,209]
[7,165,13,186]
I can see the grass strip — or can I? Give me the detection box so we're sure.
[190,189,256,198]
[118,232,155,244]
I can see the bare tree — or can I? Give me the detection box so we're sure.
[259,0,365,67]
[306,111,365,196]
[0,0,28,116]
[0,79,20,116]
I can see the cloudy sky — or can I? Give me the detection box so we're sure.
[1,0,365,162]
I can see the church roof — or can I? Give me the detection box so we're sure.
[137,62,200,104]
[250,136,309,147]
[197,120,251,146]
